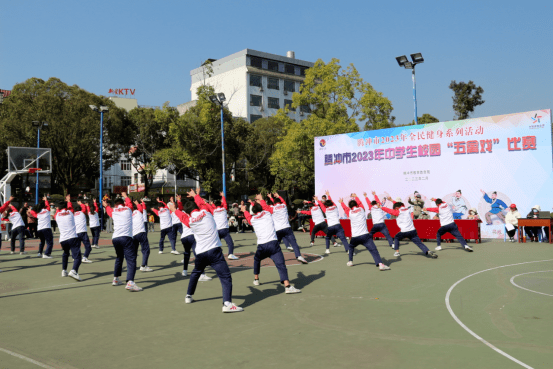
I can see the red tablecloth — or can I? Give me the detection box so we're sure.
[310,219,481,243]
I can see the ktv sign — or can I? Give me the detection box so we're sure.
[109,88,136,96]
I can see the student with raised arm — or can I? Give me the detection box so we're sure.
[208,191,238,260]
[424,198,473,252]
[29,196,54,258]
[169,196,183,249]
[169,189,242,313]
[5,198,27,254]
[88,199,101,249]
[319,190,351,254]
[142,199,148,234]
[263,193,308,264]
[243,195,302,293]
[122,193,153,272]
[339,194,390,270]
[103,196,142,292]
[55,198,83,281]
[152,197,177,254]
[68,200,93,263]
[366,191,394,248]
[298,195,330,251]
[0,198,16,262]
[382,201,438,259]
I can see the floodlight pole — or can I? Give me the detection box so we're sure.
[220,104,226,199]
[100,110,104,229]
[35,127,40,204]
[412,67,418,125]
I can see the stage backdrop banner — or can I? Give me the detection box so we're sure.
[314,109,552,239]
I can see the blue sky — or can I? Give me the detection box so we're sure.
[1,0,552,126]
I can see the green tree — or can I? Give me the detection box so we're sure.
[402,113,440,126]
[155,84,250,195]
[449,80,485,120]
[0,77,130,195]
[292,58,395,131]
[125,102,178,196]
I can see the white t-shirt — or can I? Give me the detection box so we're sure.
[436,203,455,227]
[213,207,229,230]
[370,207,386,224]
[157,207,172,230]
[310,204,326,225]
[248,210,278,245]
[74,211,88,234]
[56,209,77,242]
[187,209,221,255]
[181,222,194,239]
[132,209,146,236]
[89,211,100,228]
[323,205,341,227]
[348,207,368,238]
[109,205,133,239]
[37,209,52,231]
[396,207,415,232]
[142,207,148,222]
[270,203,291,231]
[9,210,25,229]
[170,207,182,227]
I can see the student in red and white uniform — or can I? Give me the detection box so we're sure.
[243,195,301,293]
[103,196,142,292]
[29,196,54,258]
[88,199,101,249]
[122,193,153,272]
[68,200,93,263]
[366,191,394,248]
[0,198,15,263]
[297,196,329,249]
[169,189,242,313]
[55,197,82,281]
[264,193,308,264]
[4,200,27,254]
[319,190,351,254]
[340,194,390,270]
[382,201,438,258]
[425,198,473,252]
[152,197,177,254]
[172,195,211,280]
[142,199,148,234]
[169,196,183,247]
[207,192,238,260]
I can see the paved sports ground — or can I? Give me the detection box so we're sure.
[1,231,552,369]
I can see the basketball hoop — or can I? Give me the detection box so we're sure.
[28,168,42,174]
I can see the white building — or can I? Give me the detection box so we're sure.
[188,49,315,123]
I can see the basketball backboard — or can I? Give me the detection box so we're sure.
[7,147,52,174]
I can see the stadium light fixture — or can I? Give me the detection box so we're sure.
[396,52,424,124]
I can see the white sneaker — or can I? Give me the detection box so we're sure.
[253,279,260,286]
[42,254,52,259]
[379,264,390,271]
[182,270,188,277]
[199,274,212,281]
[171,250,180,255]
[435,246,442,251]
[347,261,353,267]
[297,256,308,264]
[464,245,473,252]
[20,251,27,255]
[36,252,42,257]
[158,251,163,254]
[394,251,401,257]
[61,270,68,277]
[81,257,92,263]
[333,242,339,247]
[68,270,82,281]
[228,254,239,260]
[222,303,244,313]
[181,259,184,263]
[285,285,301,294]
[325,249,330,254]
[185,295,194,304]
[310,242,314,246]
[427,251,438,258]
[112,277,123,286]
[125,281,142,291]
[10,251,14,255]
[286,246,293,251]
[140,266,153,272]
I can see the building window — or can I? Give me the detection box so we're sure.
[250,114,262,123]
[134,173,139,184]
[300,105,311,113]
[268,97,280,109]
[176,173,186,180]
[250,57,262,68]
[284,99,294,111]
[250,74,262,87]
[250,95,262,107]
[285,64,295,74]
[284,80,295,93]
[268,60,279,71]
[300,67,307,76]
[121,176,131,186]
[268,78,279,90]
[120,160,131,171]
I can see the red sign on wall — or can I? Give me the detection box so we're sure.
[109,89,135,96]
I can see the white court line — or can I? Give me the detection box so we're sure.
[446,259,553,369]
[0,347,56,369]
[510,270,553,297]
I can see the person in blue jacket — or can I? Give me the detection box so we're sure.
[481,190,507,225]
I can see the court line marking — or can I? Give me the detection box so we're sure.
[0,346,57,369]
[445,259,553,369]
[510,270,553,297]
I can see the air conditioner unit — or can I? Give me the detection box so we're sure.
[299,111,304,116]
[283,91,288,95]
